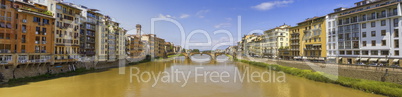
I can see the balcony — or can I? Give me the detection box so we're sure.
[352,28,359,32]
[389,12,398,17]
[352,37,359,40]
[0,49,10,53]
[41,50,46,53]
[0,4,6,9]
[377,15,387,19]
[367,16,376,20]
[42,41,47,44]
[359,18,366,22]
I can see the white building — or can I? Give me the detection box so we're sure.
[262,24,291,58]
[329,0,402,66]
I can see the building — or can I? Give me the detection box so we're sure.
[238,34,260,56]
[290,16,327,61]
[74,5,104,62]
[262,24,291,58]
[126,24,144,58]
[141,34,166,58]
[0,0,55,68]
[53,2,82,64]
[329,0,402,66]
[165,42,175,55]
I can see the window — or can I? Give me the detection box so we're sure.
[5,33,9,39]
[381,10,386,17]
[394,18,399,27]
[362,23,366,28]
[0,33,3,39]
[56,5,62,9]
[371,50,378,55]
[393,8,398,15]
[371,22,376,27]
[43,19,49,25]
[347,51,352,55]
[381,30,386,36]
[22,35,26,43]
[395,50,400,56]
[371,31,376,37]
[395,29,399,37]
[340,51,345,55]
[381,50,389,55]
[382,40,386,46]
[363,50,369,55]
[372,40,376,46]
[363,41,367,46]
[381,20,386,26]
[395,40,399,48]
[354,51,360,55]
[21,45,25,53]
[362,32,366,37]
[33,17,40,22]
[371,12,376,19]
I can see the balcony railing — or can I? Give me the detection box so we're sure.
[378,15,387,19]
[368,16,376,20]
[0,49,10,53]
[389,12,398,16]
[352,37,359,40]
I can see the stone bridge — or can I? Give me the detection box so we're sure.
[181,52,227,61]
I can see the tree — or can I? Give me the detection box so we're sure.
[192,49,200,52]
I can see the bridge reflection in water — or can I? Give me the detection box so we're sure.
[0,55,384,97]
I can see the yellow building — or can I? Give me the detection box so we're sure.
[290,16,327,61]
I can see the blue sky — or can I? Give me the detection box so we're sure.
[66,0,358,50]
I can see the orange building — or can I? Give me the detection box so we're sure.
[0,0,55,68]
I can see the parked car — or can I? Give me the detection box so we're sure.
[390,65,400,68]
[368,63,378,66]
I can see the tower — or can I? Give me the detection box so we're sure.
[136,24,141,37]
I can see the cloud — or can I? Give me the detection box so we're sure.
[196,10,209,18]
[214,23,232,29]
[214,17,233,29]
[158,14,174,18]
[252,0,294,11]
[179,14,190,19]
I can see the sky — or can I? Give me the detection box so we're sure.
[65,0,358,50]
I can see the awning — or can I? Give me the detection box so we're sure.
[302,57,308,59]
[355,58,360,60]
[312,44,322,46]
[327,57,336,60]
[318,58,325,60]
[378,58,388,62]
[360,58,369,61]
[369,58,378,62]
[393,59,400,63]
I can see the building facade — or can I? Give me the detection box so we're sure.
[330,0,402,66]
[53,2,81,64]
[262,24,291,58]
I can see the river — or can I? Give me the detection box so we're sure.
[0,55,383,97]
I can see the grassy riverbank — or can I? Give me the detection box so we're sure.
[1,58,151,87]
[167,54,184,58]
[234,57,402,97]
